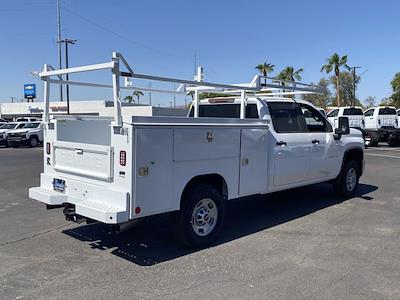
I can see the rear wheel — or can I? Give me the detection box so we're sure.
[368,132,379,147]
[29,136,39,147]
[176,184,225,248]
[334,160,360,197]
[387,137,399,147]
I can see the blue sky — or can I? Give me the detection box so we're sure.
[1,0,400,107]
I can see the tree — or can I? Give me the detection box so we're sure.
[123,95,134,103]
[255,61,275,87]
[321,53,350,106]
[390,73,400,107]
[133,90,144,104]
[364,96,376,108]
[329,71,361,107]
[276,66,304,82]
[304,78,332,108]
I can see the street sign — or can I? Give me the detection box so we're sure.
[24,84,36,99]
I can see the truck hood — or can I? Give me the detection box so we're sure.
[7,129,30,134]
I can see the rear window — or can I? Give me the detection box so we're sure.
[268,102,307,133]
[188,103,259,119]
[343,108,363,115]
[378,108,396,115]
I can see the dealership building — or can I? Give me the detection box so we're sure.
[0,100,188,120]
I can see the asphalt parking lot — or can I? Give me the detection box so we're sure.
[0,146,399,300]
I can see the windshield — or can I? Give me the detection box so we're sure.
[23,122,40,129]
[0,123,17,130]
[343,108,363,115]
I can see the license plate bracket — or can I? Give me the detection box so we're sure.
[53,178,65,192]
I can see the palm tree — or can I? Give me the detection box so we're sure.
[276,66,304,82]
[255,61,275,87]
[133,90,144,104]
[321,53,350,106]
[123,95,134,103]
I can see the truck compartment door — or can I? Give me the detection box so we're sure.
[239,128,268,195]
[53,141,114,181]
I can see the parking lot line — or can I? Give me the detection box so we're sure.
[365,153,400,159]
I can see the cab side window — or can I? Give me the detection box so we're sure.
[268,102,307,133]
[300,104,331,132]
[246,104,259,118]
[327,109,339,117]
[364,109,374,117]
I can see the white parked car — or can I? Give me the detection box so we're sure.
[16,117,40,122]
[327,106,365,131]
[29,53,365,248]
[6,122,43,147]
[363,106,400,146]
[0,122,27,147]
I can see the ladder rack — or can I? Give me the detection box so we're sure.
[39,52,322,126]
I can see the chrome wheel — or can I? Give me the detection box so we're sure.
[191,198,218,237]
[30,138,38,147]
[346,167,357,191]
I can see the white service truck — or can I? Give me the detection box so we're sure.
[363,106,400,146]
[29,53,365,248]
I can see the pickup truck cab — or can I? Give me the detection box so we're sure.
[327,106,365,131]
[0,122,27,146]
[363,106,400,146]
[6,122,43,147]
[29,53,365,248]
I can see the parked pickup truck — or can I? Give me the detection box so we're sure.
[327,106,365,132]
[29,53,365,248]
[0,122,27,147]
[363,106,400,146]
[6,122,43,147]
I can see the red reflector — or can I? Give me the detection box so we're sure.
[119,150,126,166]
[135,207,141,214]
[46,142,51,155]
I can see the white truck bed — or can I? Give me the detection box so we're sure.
[30,116,269,224]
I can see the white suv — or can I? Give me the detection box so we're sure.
[0,122,27,147]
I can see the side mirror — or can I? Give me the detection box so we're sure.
[334,117,350,139]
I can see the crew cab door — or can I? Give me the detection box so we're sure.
[300,103,341,180]
[267,102,312,187]
[327,108,339,128]
[364,108,375,129]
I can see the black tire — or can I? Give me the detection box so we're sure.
[387,137,399,147]
[176,184,225,248]
[334,160,360,197]
[29,136,39,147]
[369,132,379,147]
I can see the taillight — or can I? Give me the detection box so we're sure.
[46,142,51,155]
[119,150,126,166]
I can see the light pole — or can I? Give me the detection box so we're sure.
[57,39,77,114]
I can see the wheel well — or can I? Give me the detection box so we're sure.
[181,174,228,203]
[344,148,363,174]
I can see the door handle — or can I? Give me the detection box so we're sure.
[276,141,287,146]
[312,139,320,144]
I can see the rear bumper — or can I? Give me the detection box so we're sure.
[29,173,130,224]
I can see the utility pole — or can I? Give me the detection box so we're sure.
[57,39,77,114]
[173,83,176,108]
[348,66,361,106]
[56,0,63,102]
[148,81,152,106]
[10,97,15,103]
